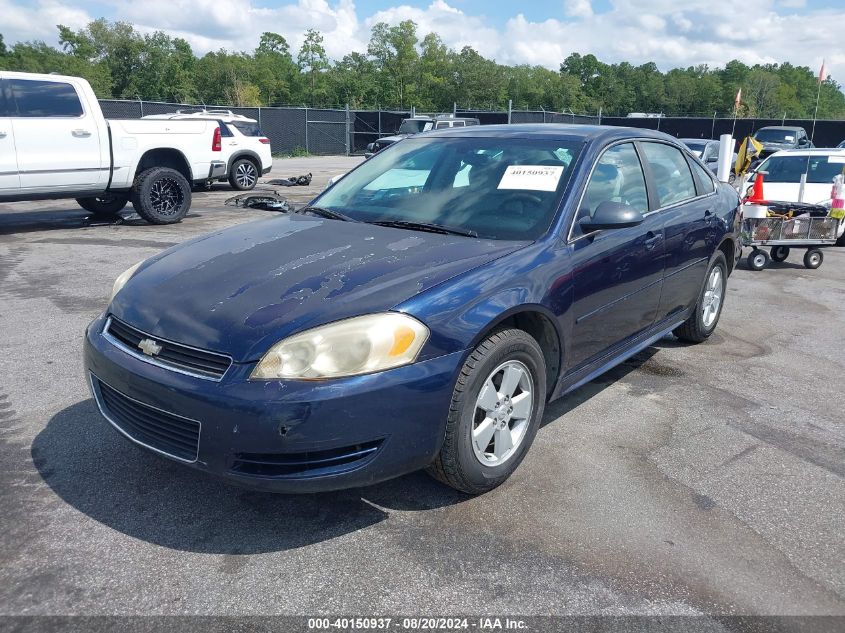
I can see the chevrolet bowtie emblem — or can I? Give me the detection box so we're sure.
[138,338,163,356]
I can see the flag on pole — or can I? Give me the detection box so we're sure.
[734,88,742,109]
[734,135,763,176]
[818,60,826,85]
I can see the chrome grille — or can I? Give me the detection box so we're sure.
[104,317,232,380]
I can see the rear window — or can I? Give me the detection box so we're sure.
[7,79,84,117]
[229,121,264,137]
[757,155,845,184]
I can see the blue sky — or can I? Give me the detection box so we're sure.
[2,1,842,82]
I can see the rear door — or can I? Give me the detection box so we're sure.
[640,141,715,322]
[566,141,665,369]
[0,79,21,192]
[9,77,105,191]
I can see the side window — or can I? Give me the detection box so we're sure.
[640,142,697,207]
[0,80,7,117]
[573,142,648,238]
[435,121,450,129]
[220,122,235,137]
[7,79,84,117]
[688,157,716,194]
[703,143,718,162]
[453,120,465,127]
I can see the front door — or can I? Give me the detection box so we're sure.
[9,77,105,192]
[567,142,665,370]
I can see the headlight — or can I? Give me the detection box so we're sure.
[109,261,143,303]
[251,313,429,380]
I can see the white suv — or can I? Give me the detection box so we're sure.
[144,110,272,190]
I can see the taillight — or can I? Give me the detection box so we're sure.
[212,127,222,151]
[259,137,270,144]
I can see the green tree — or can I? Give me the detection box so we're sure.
[297,29,329,105]
[367,20,419,108]
[254,32,298,104]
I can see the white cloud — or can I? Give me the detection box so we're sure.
[1,0,843,88]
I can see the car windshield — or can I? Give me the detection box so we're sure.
[230,121,263,136]
[315,137,581,240]
[398,119,432,134]
[754,129,796,143]
[756,155,845,184]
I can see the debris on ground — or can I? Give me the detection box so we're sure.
[224,191,292,212]
[266,173,313,186]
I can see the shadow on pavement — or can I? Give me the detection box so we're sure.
[31,399,470,554]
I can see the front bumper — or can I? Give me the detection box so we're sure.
[83,314,463,493]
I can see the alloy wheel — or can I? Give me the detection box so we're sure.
[149,178,184,216]
[236,162,257,188]
[471,360,533,466]
[702,266,723,328]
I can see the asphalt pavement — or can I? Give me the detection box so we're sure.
[0,156,843,620]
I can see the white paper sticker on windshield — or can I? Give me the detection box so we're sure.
[498,165,564,191]
[828,155,845,164]
[784,135,794,141]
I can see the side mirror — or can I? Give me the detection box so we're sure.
[579,201,643,232]
[366,142,375,152]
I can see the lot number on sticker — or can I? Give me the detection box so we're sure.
[498,165,564,191]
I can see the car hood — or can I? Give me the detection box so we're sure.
[110,215,522,362]
[378,134,410,144]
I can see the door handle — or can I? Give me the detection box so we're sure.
[644,232,663,251]
[72,129,92,138]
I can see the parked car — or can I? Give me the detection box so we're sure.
[365,114,480,156]
[751,126,813,168]
[0,71,225,223]
[85,125,740,495]
[143,109,272,190]
[742,148,845,246]
[680,138,737,183]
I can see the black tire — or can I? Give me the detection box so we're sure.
[130,167,191,225]
[427,329,546,495]
[803,248,823,269]
[76,195,128,217]
[228,158,259,190]
[674,252,728,344]
[747,249,768,271]
[770,246,790,262]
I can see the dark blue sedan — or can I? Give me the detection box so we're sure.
[84,125,740,494]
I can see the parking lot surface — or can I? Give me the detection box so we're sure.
[0,156,843,617]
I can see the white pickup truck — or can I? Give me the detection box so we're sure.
[0,71,226,224]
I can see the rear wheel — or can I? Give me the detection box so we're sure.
[229,158,259,190]
[76,195,128,218]
[674,252,727,343]
[747,249,768,271]
[130,167,191,225]
[803,248,823,269]
[770,246,790,262]
[427,329,546,494]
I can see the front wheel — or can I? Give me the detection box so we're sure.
[674,252,727,343]
[427,329,546,495]
[130,167,191,225]
[76,195,128,217]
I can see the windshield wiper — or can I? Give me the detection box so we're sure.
[293,205,357,222]
[370,219,478,238]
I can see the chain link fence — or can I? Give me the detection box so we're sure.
[97,99,845,155]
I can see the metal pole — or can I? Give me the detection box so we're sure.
[345,104,350,157]
[304,106,309,153]
[810,80,822,144]
[411,105,416,118]
[453,102,457,115]
[782,112,786,125]
[138,97,144,118]
[258,107,262,130]
[598,107,602,125]
[378,110,381,137]
[711,111,716,139]
[542,107,546,124]
[508,99,512,124]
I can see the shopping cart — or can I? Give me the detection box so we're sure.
[741,210,840,271]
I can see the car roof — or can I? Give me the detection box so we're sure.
[766,148,845,158]
[422,123,682,144]
[756,126,805,132]
[680,138,714,144]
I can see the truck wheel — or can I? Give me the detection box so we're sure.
[229,158,259,190]
[76,195,128,217]
[131,167,191,225]
[803,249,823,269]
